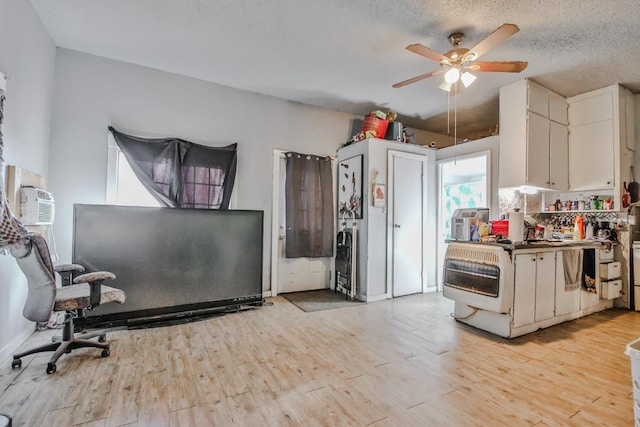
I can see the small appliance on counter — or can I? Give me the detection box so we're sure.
[451,208,490,241]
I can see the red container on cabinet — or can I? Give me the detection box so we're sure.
[491,220,509,237]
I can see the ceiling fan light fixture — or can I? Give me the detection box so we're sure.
[463,52,477,62]
[461,71,477,88]
[439,80,452,92]
[444,67,460,84]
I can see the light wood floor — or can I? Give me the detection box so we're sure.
[0,293,638,426]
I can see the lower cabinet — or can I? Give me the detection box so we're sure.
[513,252,556,328]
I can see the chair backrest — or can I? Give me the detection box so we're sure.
[10,235,56,323]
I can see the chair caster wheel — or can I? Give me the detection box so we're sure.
[98,335,106,343]
[46,363,56,374]
[11,359,22,369]
[101,348,110,358]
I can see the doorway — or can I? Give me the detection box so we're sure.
[387,150,427,297]
[436,152,490,290]
[270,150,336,296]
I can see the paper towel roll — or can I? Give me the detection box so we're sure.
[508,211,525,242]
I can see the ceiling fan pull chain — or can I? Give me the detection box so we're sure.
[454,84,457,146]
[447,92,450,134]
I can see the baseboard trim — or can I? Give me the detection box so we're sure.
[0,324,35,364]
[365,294,390,302]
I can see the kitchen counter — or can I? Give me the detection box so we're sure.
[443,241,615,338]
[447,239,614,254]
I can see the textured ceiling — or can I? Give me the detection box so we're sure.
[30,0,640,140]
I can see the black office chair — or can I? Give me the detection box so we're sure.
[8,233,126,374]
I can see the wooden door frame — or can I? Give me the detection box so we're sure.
[386,150,428,298]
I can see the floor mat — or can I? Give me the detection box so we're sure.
[281,289,365,312]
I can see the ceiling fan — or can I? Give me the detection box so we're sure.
[393,23,528,92]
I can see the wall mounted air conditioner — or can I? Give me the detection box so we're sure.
[20,187,55,225]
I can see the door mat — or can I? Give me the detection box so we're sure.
[281,289,365,312]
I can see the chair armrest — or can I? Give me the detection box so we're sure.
[73,271,116,283]
[55,263,86,274]
[55,264,86,287]
[74,271,116,308]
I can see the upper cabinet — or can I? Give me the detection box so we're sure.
[567,84,635,210]
[499,79,568,191]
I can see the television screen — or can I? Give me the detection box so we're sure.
[72,204,263,327]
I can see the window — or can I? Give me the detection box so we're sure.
[106,133,237,208]
[106,134,160,207]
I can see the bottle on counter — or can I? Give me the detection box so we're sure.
[573,214,584,240]
[585,221,594,240]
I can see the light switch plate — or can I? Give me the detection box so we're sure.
[630,214,636,225]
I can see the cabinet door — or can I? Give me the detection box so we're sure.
[527,113,550,188]
[568,120,614,191]
[549,121,568,191]
[535,253,556,322]
[513,254,536,328]
[549,92,568,125]
[569,91,613,126]
[528,83,549,117]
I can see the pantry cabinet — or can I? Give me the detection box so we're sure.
[567,84,635,210]
[499,79,568,191]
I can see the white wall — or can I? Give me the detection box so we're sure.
[47,49,358,294]
[0,0,56,361]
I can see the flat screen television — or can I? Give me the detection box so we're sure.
[72,204,264,328]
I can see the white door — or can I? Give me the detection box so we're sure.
[390,151,424,297]
[271,151,334,295]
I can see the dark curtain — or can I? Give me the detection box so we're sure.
[285,152,333,258]
[108,127,237,209]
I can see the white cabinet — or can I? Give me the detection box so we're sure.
[513,252,556,327]
[500,79,568,191]
[568,90,615,191]
[549,121,569,190]
[567,84,635,210]
[535,253,556,322]
[529,84,568,125]
[598,248,622,301]
[513,253,536,327]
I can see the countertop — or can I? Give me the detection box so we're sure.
[446,239,614,253]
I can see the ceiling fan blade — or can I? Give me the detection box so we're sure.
[464,23,520,61]
[472,61,528,73]
[393,69,444,88]
[406,44,450,63]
